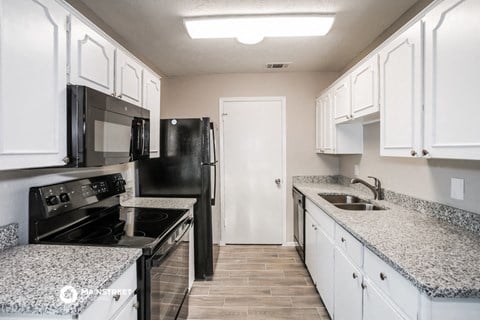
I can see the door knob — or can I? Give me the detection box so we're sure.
[275,178,281,186]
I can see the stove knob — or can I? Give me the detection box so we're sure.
[46,195,59,206]
[59,193,70,203]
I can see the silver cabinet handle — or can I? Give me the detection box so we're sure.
[361,282,367,289]
[352,273,358,279]
[275,178,281,185]
[380,272,387,281]
[341,237,346,243]
[410,150,417,157]
[422,149,430,157]
[113,293,121,301]
[132,302,139,309]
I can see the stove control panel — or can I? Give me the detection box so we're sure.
[29,173,127,219]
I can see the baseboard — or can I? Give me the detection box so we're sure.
[283,242,297,247]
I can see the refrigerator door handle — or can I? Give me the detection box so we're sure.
[210,122,217,206]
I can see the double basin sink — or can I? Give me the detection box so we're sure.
[319,194,386,211]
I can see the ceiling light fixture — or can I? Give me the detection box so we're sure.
[183,14,335,45]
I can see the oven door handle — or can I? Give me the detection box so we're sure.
[151,219,192,268]
[174,219,192,243]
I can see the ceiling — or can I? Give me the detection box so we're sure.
[77,0,419,77]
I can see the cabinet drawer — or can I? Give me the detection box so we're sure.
[364,249,418,320]
[305,199,334,239]
[335,224,363,268]
[79,263,137,320]
[363,278,407,320]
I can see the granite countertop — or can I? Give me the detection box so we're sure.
[294,182,480,299]
[121,197,197,209]
[0,244,142,316]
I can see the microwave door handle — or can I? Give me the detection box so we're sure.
[141,120,145,156]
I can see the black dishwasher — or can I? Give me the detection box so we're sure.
[293,188,305,262]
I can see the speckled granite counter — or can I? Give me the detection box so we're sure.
[293,182,480,299]
[0,244,142,316]
[121,197,196,209]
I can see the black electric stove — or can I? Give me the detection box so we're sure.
[29,173,192,320]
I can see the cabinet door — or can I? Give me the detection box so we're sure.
[70,16,115,95]
[115,50,143,106]
[315,97,323,153]
[379,21,423,158]
[316,228,334,318]
[323,93,336,153]
[334,248,363,320]
[333,76,352,123]
[351,55,379,118]
[304,212,317,284]
[0,0,68,170]
[424,0,480,160]
[363,279,406,320]
[142,70,161,158]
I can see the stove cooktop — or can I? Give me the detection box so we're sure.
[41,206,189,253]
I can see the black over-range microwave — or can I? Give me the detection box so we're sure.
[67,85,150,167]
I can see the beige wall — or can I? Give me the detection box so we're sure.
[339,122,480,214]
[161,72,339,243]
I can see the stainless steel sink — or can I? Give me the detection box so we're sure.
[335,203,386,211]
[318,193,386,211]
[319,194,367,204]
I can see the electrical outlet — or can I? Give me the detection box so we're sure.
[354,165,360,177]
[451,178,464,200]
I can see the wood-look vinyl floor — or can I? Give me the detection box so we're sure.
[187,245,331,320]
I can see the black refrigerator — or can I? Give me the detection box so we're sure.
[136,118,217,280]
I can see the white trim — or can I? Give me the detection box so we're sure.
[219,96,287,245]
[283,242,297,247]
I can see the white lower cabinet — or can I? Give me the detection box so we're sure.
[334,248,363,320]
[305,211,318,284]
[302,197,480,320]
[305,206,334,317]
[78,264,138,320]
[363,278,406,320]
[316,228,334,316]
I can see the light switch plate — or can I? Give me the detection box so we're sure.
[451,178,464,200]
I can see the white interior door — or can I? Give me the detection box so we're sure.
[221,97,285,244]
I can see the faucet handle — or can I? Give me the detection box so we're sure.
[367,176,380,188]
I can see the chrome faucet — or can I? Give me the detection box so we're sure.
[350,176,384,200]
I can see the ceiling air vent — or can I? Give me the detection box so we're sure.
[265,63,290,69]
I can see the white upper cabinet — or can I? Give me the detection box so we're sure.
[351,55,379,118]
[315,97,323,152]
[115,50,143,106]
[0,0,68,170]
[333,76,352,123]
[379,21,423,158]
[142,69,161,158]
[69,16,116,95]
[423,0,480,160]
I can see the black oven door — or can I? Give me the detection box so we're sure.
[85,106,135,166]
[148,220,191,320]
